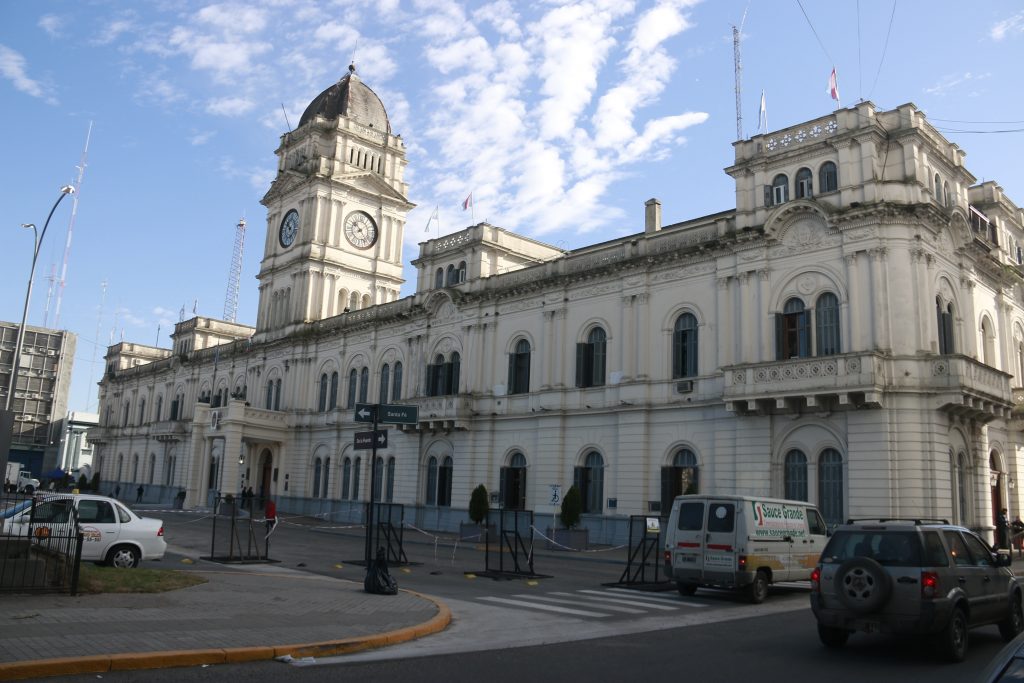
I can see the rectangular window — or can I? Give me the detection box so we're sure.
[676,502,705,531]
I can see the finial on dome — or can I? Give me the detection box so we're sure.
[349,62,356,75]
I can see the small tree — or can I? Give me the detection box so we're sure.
[560,485,583,530]
[77,474,88,491]
[469,484,489,525]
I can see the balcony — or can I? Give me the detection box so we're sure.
[724,352,1012,422]
[150,420,188,442]
[398,395,473,432]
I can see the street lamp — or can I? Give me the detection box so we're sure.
[2,185,75,478]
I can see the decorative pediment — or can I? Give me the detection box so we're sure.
[333,172,413,207]
[261,172,308,205]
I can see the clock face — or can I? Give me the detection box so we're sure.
[344,211,378,249]
[279,209,299,248]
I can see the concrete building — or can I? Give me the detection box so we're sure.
[0,322,76,476]
[88,68,1024,543]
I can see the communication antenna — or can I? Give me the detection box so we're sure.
[732,5,750,141]
[53,121,92,328]
[223,217,247,322]
[280,103,292,133]
[84,279,107,412]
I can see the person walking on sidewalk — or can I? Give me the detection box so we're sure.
[1013,514,1024,559]
[265,498,278,535]
[136,485,144,503]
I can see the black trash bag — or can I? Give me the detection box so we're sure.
[364,547,398,595]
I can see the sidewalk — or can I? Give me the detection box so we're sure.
[0,564,450,681]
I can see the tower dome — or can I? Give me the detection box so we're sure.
[298,64,391,133]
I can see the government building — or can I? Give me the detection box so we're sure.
[88,66,1024,543]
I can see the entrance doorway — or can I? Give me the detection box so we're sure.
[259,449,273,509]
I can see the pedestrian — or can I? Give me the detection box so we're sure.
[136,485,144,503]
[998,507,1011,551]
[1013,515,1024,559]
[114,484,121,500]
[265,498,278,535]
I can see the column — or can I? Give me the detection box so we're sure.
[738,272,753,363]
[715,276,731,368]
[756,270,769,362]
[621,294,635,381]
[635,292,650,380]
[843,254,858,352]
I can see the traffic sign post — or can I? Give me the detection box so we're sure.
[354,430,388,450]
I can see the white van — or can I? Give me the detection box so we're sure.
[663,494,829,603]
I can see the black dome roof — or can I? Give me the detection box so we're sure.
[298,64,391,133]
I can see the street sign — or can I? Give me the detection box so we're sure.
[354,430,388,450]
[354,403,377,423]
[378,403,418,425]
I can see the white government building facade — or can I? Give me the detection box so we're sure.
[89,67,1024,543]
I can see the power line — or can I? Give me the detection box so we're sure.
[866,1,896,100]
[934,127,1024,134]
[795,0,834,65]
[929,118,1024,124]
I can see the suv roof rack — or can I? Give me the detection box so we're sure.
[844,518,951,525]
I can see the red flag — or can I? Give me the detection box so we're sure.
[828,68,840,106]
[462,193,473,210]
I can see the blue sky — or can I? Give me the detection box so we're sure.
[2,0,1023,415]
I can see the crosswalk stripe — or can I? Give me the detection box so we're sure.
[478,597,611,618]
[602,587,705,606]
[518,594,647,614]
[570,590,680,611]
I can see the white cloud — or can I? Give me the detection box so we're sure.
[0,45,55,103]
[474,0,522,39]
[38,14,64,37]
[991,12,1024,40]
[196,4,268,33]
[135,75,186,105]
[924,71,991,96]
[190,131,216,145]
[93,18,135,46]
[168,27,272,81]
[313,22,359,48]
[206,96,256,116]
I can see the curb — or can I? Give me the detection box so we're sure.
[0,589,451,681]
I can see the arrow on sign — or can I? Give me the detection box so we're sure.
[354,403,376,422]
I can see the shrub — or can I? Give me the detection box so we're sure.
[560,485,582,529]
[469,484,489,524]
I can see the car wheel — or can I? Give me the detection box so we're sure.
[107,545,140,569]
[999,594,1024,642]
[677,581,698,597]
[835,557,891,614]
[817,623,850,649]
[937,607,968,663]
[746,570,769,604]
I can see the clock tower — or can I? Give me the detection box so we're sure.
[255,64,413,338]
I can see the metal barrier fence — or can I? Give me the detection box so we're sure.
[207,496,268,562]
[365,502,408,566]
[616,515,667,586]
[0,493,83,594]
[485,509,536,577]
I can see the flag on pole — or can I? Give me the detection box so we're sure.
[424,205,438,232]
[462,192,473,211]
[828,68,840,107]
[758,89,767,134]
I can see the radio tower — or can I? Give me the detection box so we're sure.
[223,217,247,322]
[52,121,93,328]
[732,6,749,141]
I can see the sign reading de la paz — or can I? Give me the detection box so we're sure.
[378,403,418,425]
[354,430,388,450]
[354,403,377,423]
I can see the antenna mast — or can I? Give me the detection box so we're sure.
[733,6,749,141]
[223,217,247,322]
[53,121,92,328]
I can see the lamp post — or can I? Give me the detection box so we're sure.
[1,185,75,481]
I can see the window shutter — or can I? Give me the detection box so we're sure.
[764,185,773,208]
[672,330,682,378]
[774,314,784,360]
[443,362,453,395]
[508,353,516,391]
[575,343,587,387]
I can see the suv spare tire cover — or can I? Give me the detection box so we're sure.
[835,557,892,614]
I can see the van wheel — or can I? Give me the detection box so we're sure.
[936,607,968,663]
[746,570,769,604]
[817,624,850,648]
[999,595,1024,642]
[676,581,698,596]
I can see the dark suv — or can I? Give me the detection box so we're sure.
[810,519,1024,662]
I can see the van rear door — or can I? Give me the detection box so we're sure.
[705,500,738,581]
[672,499,706,578]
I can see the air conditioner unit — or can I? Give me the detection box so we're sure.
[210,410,220,430]
[675,380,694,393]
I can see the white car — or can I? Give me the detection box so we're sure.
[2,493,167,568]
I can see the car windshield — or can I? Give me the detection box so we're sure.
[820,530,922,567]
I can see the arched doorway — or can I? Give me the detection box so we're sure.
[991,450,1004,528]
[259,449,273,509]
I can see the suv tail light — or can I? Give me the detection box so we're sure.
[921,571,938,599]
[810,567,821,593]
[738,555,747,570]
[157,526,165,537]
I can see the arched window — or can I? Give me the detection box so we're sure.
[818,449,844,527]
[427,353,459,396]
[784,450,808,501]
[446,264,455,286]
[147,454,156,485]
[347,369,358,408]
[944,181,951,207]
[359,367,369,402]
[508,339,531,394]
[379,364,391,404]
[936,298,955,354]
[435,268,444,289]
[815,292,841,356]
[672,313,698,378]
[352,457,361,500]
[342,457,352,500]
[575,451,604,514]
[138,398,146,425]
[132,454,140,482]
[501,452,527,510]
[425,456,438,505]
[457,261,467,283]
[392,362,403,400]
[772,173,789,205]
[819,161,838,193]
[934,173,942,201]
[955,451,969,526]
[312,458,323,498]
[318,374,328,412]
[777,298,810,359]
[322,457,330,498]
[1017,340,1024,382]
[981,316,996,367]
[576,327,607,388]
[438,456,453,507]
[274,379,281,411]
[450,352,461,394]
[155,395,163,422]
[349,291,360,311]
[660,448,699,511]
[795,167,813,198]
[329,372,339,409]
[385,457,395,502]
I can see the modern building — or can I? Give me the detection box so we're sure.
[0,322,76,476]
[88,67,1024,543]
